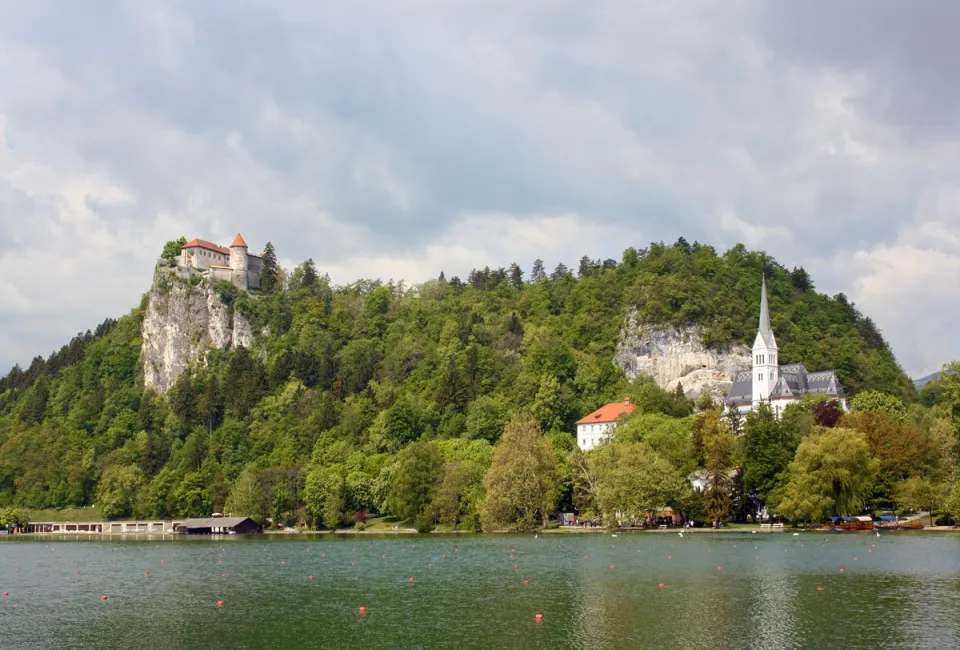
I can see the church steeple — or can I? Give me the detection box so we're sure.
[758,275,774,346]
[752,274,778,405]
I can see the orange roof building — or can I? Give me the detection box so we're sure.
[576,398,635,451]
[177,233,263,291]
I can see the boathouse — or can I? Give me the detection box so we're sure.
[177,517,262,535]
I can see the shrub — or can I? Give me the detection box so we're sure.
[414,511,434,533]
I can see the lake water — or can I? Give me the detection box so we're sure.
[1,532,959,649]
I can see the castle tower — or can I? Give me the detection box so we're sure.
[752,275,779,406]
[230,233,249,290]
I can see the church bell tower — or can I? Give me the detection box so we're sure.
[752,275,778,406]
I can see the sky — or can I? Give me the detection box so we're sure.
[1,1,958,379]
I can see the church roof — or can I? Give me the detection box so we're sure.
[725,365,846,405]
[576,400,636,425]
[727,371,754,404]
[182,239,229,255]
[231,233,248,248]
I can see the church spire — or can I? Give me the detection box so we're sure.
[758,275,774,347]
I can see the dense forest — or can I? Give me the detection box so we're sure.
[0,239,956,530]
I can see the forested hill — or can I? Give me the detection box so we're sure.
[0,240,915,520]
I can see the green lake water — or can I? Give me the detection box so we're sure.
[1,532,959,649]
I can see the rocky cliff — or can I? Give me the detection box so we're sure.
[142,266,254,394]
[614,311,751,403]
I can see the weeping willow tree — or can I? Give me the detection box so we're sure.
[776,427,877,524]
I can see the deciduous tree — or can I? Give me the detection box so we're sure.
[481,417,558,529]
[777,427,876,523]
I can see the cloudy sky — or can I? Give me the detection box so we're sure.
[1,1,958,378]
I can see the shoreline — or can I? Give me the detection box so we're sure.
[4,525,957,539]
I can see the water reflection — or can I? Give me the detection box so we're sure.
[1,533,959,649]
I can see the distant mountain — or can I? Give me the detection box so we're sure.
[914,371,941,390]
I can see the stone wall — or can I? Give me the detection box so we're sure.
[614,311,751,403]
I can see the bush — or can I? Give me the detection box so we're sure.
[414,511,435,533]
[545,522,560,530]
[354,521,366,531]
[460,514,481,532]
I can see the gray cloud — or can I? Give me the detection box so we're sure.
[0,1,958,377]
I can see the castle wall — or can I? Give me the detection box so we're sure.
[210,267,234,284]
[182,247,228,270]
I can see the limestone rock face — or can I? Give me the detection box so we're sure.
[142,266,255,394]
[614,312,751,403]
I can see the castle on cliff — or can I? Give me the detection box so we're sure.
[725,276,847,415]
[180,234,262,290]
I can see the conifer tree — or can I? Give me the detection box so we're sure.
[530,259,546,283]
[508,263,523,289]
[260,242,279,294]
[301,258,319,288]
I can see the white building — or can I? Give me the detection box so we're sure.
[726,276,847,415]
[576,398,636,451]
[180,233,263,291]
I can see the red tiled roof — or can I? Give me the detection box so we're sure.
[182,239,229,255]
[575,400,636,425]
[231,233,248,248]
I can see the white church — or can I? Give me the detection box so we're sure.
[725,276,847,415]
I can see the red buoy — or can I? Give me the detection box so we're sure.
[101,595,108,601]
[217,600,224,608]
[717,566,722,571]
[360,606,367,614]
[308,575,314,580]
[514,564,518,569]
[535,614,543,623]
[3,592,8,596]
[221,573,226,577]
[145,571,150,576]
[658,583,664,588]
[609,565,615,570]
[409,577,414,582]
[817,586,824,591]
[76,570,80,574]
